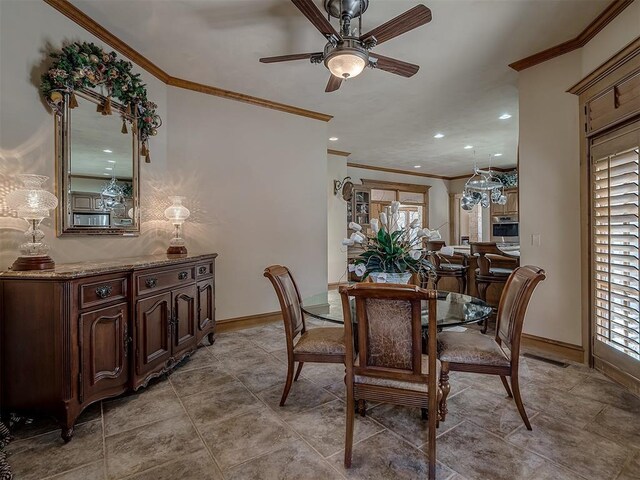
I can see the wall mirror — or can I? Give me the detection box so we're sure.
[56,89,139,236]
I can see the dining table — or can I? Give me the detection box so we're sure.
[301,288,493,334]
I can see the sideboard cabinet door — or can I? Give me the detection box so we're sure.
[135,292,172,383]
[79,303,129,405]
[173,285,197,357]
[196,279,214,339]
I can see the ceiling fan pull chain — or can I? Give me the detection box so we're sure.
[359,0,362,36]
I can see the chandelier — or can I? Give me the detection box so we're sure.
[100,167,125,215]
[460,166,507,210]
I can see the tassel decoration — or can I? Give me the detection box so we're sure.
[69,92,79,109]
[96,102,103,113]
[125,103,132,116]
[101,97,112,116]
[145,151,151,163]
[140,142,148,157]
[121,120,128,134]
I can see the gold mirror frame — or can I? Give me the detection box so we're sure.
[55,89,140,236]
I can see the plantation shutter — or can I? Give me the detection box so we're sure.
[591,122,640,377]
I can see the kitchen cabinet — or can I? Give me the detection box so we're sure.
[0,253,216,441]
[491,188,518,216]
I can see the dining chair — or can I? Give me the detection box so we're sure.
[438,265,546,430]
[426,240,469,294]
[340,283,440,480]
[470,242,519,333]
[263,265,346,406]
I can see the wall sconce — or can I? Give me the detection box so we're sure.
[333,176,353,200]
[5,174,59,271]
[163,196,190,255]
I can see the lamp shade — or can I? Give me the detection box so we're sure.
[325,49,367,79]
[6,174,58,220]
[164,196,190,224]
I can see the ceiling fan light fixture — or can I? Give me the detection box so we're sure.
[325,48,368,79]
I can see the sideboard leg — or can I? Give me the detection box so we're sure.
[207,332,215,345]
[60,425,74,443]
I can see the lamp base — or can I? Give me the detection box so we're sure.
[167,246,188,255]
[11,255,55,271]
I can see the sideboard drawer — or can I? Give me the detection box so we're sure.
[137,267,195,295]
[195,261,214,278]
[79,276,128,310]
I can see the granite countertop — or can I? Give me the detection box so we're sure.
[451,244,520,257]
[0,252,217,279]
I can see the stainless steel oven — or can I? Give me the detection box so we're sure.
[492,216,519,242]
[73,212,110,227]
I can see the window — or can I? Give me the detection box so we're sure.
[592,135,640,362]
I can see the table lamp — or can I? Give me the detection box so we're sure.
[6,174,59,271]
[164,196,190,255]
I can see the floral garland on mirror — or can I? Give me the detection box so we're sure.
[40,41,161,162]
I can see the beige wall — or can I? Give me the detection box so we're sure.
[327,154,347,283]
[518,5,640,346]
[519,51,583,345]
[0,0,169,269]
[0,0,329,322]
[346,166,451,243]
[448,177,491,243]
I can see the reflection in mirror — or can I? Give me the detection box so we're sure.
[56,89,139,235]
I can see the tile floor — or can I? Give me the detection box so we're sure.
[6,320,640,480]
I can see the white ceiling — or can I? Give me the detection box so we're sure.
[69,0,609,176]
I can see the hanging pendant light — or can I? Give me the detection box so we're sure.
[460,154,507,210]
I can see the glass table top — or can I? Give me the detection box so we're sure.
[302,289,493,329]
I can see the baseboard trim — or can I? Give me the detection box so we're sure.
[216,311,281,333]
[593,357,640,397]
[521,333,585,364]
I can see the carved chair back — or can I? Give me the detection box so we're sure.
[495,266,546,363]
[264,265,306,353]
[470,242,503,275]
[425,240,445,269]
[339,283,438,386]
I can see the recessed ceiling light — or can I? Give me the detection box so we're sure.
[464,145,473,149]
[414,165,421,169]
[494,153,503,157]
[433,133,444,139]
[107,160,116,164]
[499,113,512,120]
[102,149,112,153]
[105,167,113,170]
[329,137,339,141]
[103,173,110,176]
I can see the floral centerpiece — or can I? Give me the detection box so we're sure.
[343,201,440,284]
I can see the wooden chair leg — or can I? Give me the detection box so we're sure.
[456,274,465,294]
[500,375,513,398]
[279,361,295,406]
[427,394,437,480]
[511,374,532,430]
[357,399,367,417]
[439,362,450,422]
[294,361,304,381]
[477,282,490,333]
[344,389,355,468]
[461,274,467,295]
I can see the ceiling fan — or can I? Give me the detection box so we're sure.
[260,0,432,92]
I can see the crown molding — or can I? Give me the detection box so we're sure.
[509,0,634,72]
[42,0,332,122]
[327,149,351,157]
[347,162,450,180]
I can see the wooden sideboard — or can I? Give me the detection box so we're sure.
[0,253,216,441]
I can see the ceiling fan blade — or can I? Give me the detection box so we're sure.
[370,53,420,78]
[360,5,432,45]
[291,0,339,39]
[260,52,322,63]
[325,75,343,93]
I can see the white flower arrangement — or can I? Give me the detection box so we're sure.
[343,201,439,280]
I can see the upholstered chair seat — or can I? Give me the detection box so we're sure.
[294,327,346,356]
[354,355,441,393]
[475,267,513,277]
[440,264,466,271]
[438,331,510,367]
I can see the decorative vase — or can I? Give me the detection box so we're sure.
[369,271,413,284]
